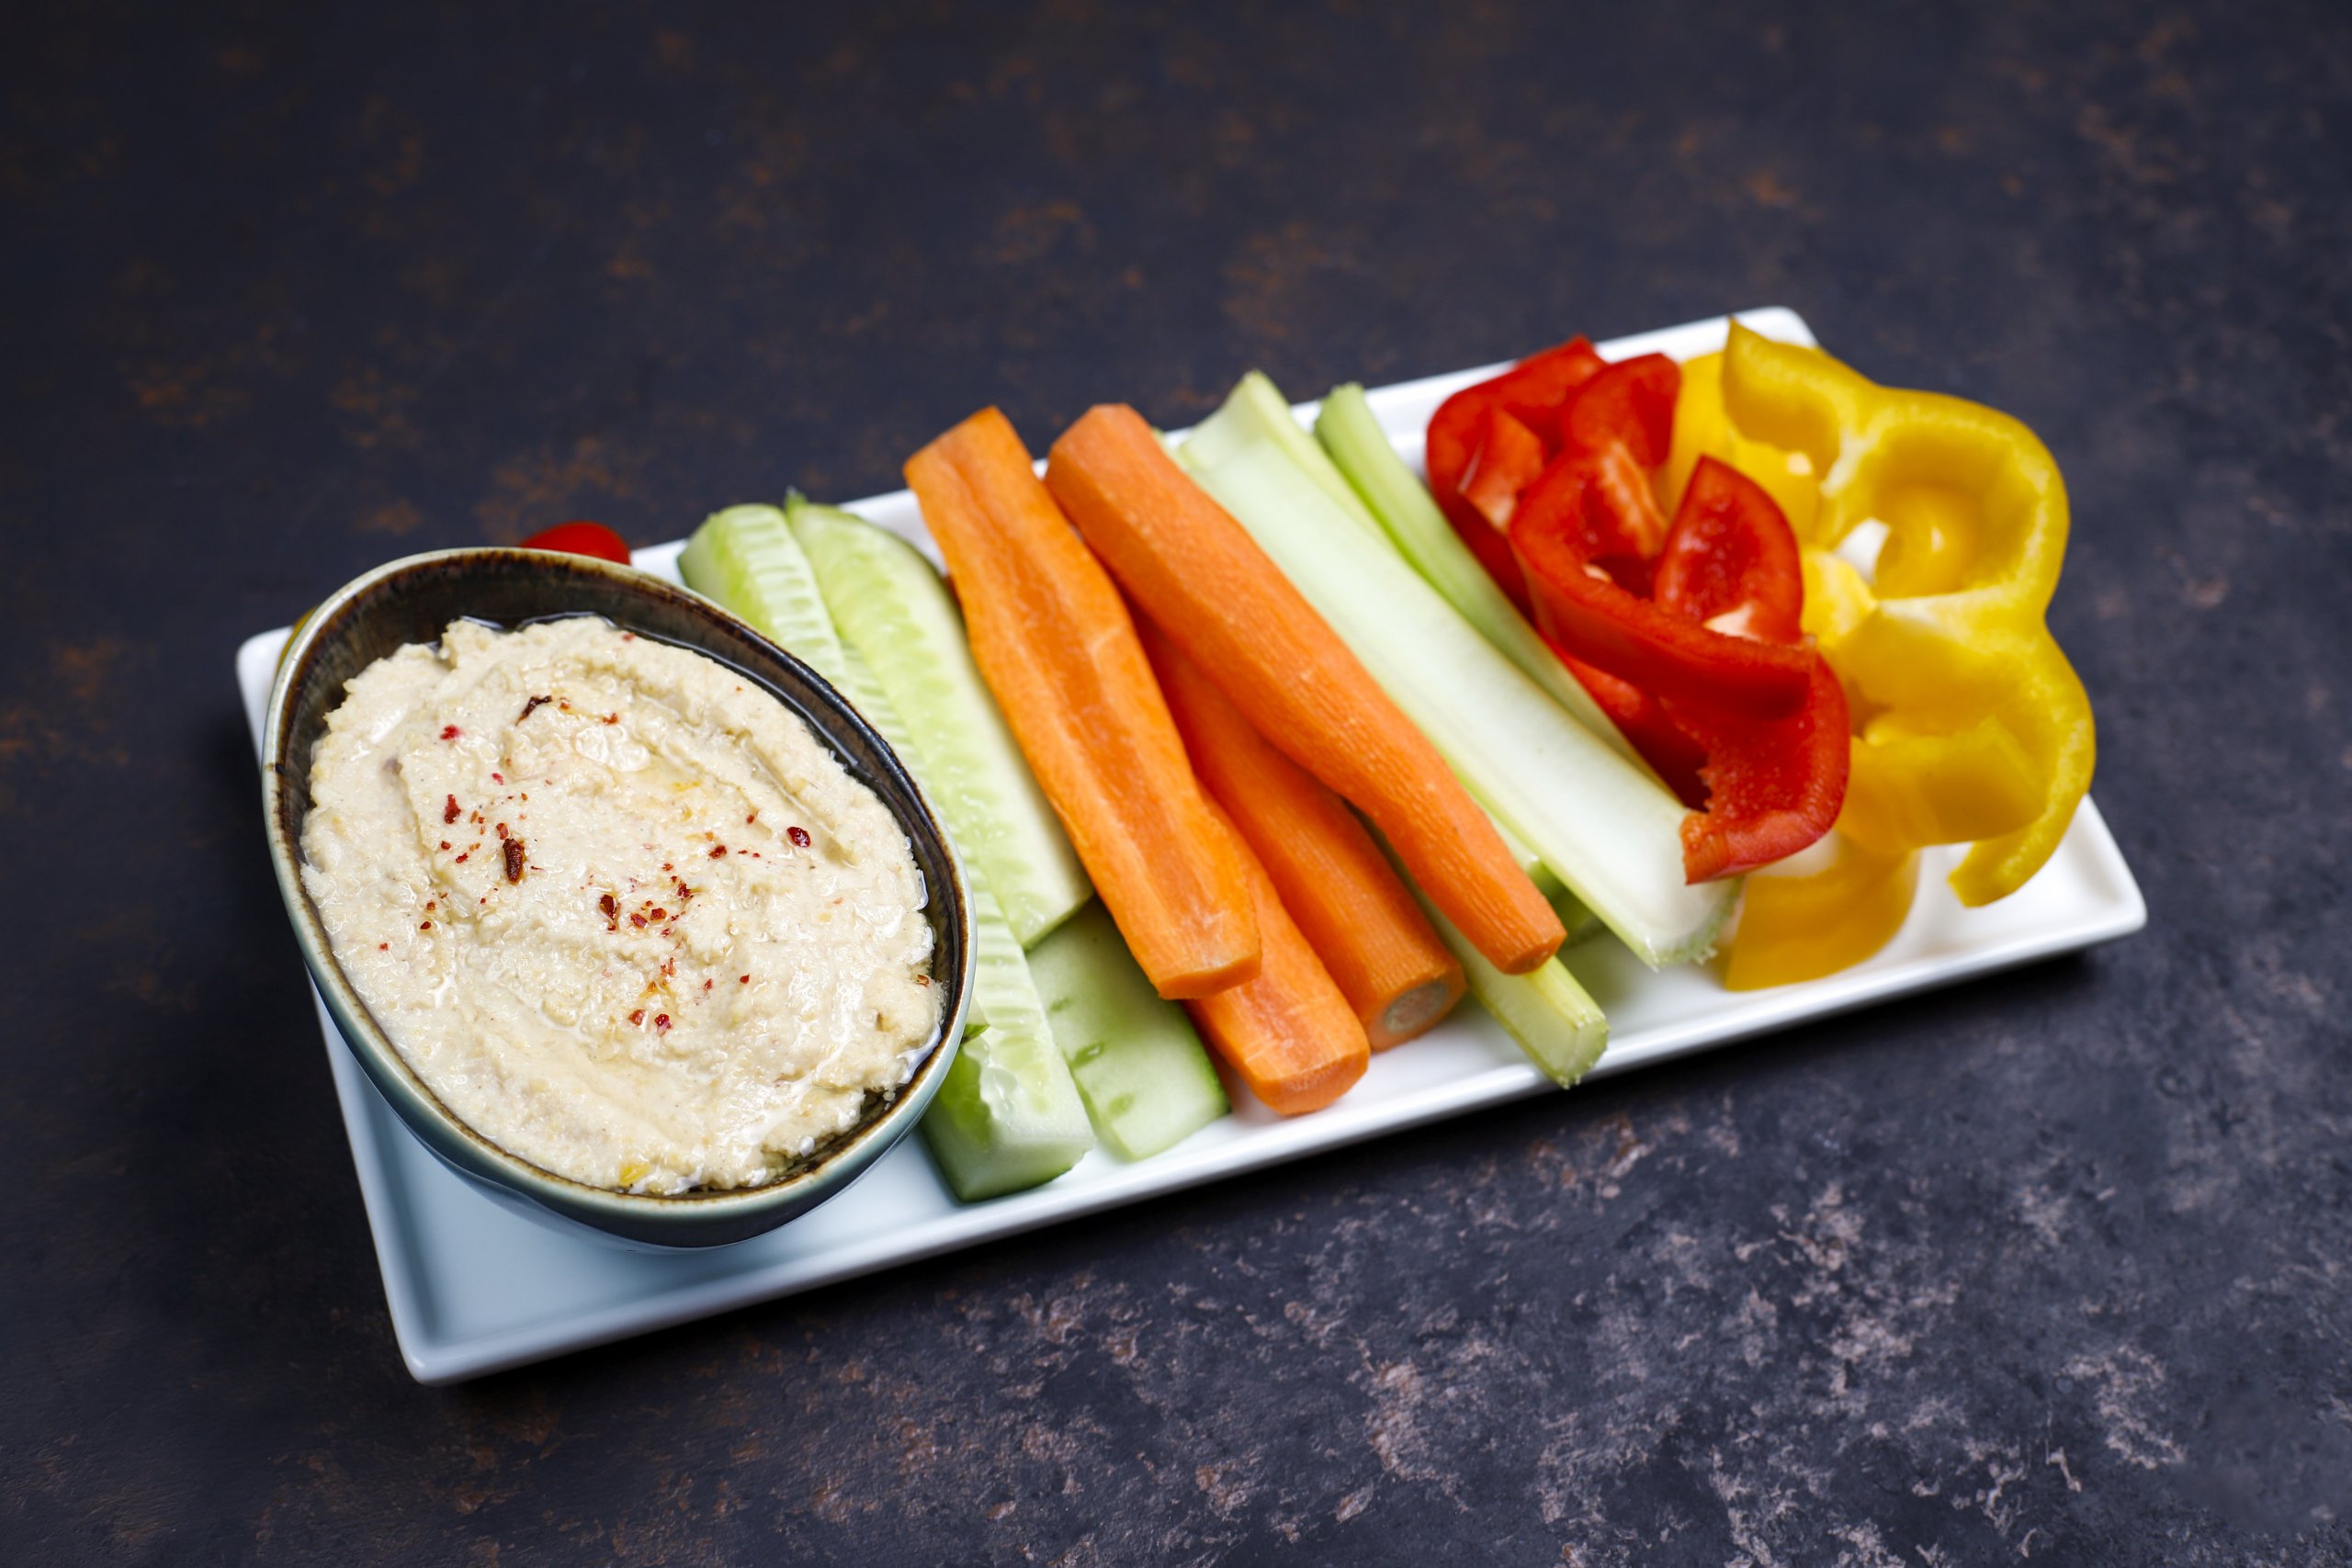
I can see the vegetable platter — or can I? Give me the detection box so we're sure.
[235,308,2143,1382]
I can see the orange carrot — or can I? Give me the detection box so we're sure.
[1045,403,1565,976]
[1184,799,1370,1114]
[905,408,1259,999]
[1141,618,1465,1051]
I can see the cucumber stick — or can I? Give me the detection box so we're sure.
[1178,434,1735,968]
[832,641,1093,1198]
[678,504,852,687]
[680,505,1092,1199]
[842,636,1219,1165]
[799,510,1226,1171]
[1023,901,1227,1161]
[789,498,1091,949]
[1310,383,1653,778]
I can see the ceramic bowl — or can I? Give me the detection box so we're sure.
[261,547,973,1249]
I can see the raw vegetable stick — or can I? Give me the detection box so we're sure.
[1139,616,1464,1052]
[677,505,1092,1198]
[905,408,1260,1000]
[787,495,1091,948]
[1185,798,1371,1115]
[1045,403,1565,976]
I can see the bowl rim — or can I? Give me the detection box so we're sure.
[261,545,974,1233]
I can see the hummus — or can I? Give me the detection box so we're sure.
[300,616,944,1193]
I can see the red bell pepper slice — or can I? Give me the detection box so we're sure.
[1669,654,1850,881]
[520,520,632,563]
[1653,456,1804,643]
[1426,336,1605,527]
[1512,449,1656,595]
[1558,649,1709,808]
[1560,353,1680,469]
[1510,502,1814,718]
[1458,408,1549,530]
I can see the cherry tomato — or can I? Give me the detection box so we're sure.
[519,520,632,563]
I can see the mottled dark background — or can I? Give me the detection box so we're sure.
[6,1,2348,1562]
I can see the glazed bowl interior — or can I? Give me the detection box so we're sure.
[263,547,973,1249]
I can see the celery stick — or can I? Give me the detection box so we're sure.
[791,497,1091,948]
[1444,912,1609,1088]
[1180,435,1734,968]
[1489,811,1602,945]
[1182,371,1385,540]
[1313,383,1652,777]
[1375,835,1606,1086]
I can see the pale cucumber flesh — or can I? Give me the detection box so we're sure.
[676,503,850,689]
[1023,900,1228,1161]
[922,1021,1097,1201]
[790,498,1091,949]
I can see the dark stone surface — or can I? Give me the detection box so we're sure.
[5,2,2347,1562]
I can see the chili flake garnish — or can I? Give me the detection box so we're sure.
[517,694,553,723]
[628,1009,644,1026]
[439,725,460,741]
[654,1013,670,1030]
[787,825,811,848]
[599,892,618,923]
[709,844,727,858]
[503,838,526,883]
[739,974,751,984]
[443,795,460,825]
[630,913,647,928]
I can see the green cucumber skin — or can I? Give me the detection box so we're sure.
[677,504,851,689]
[833,641,1095,1197]
[789,499,1092,950]
[682,515,1093,1200]
[921,1024,1096,1201]
[1023,901,1228,1161]
[1313,385,1654,779]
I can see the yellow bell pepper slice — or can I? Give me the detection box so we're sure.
[1720,323,2096,906]
[1657,351,1818,536]
[1724,835,1919,990]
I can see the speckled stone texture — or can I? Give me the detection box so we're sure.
[5,2,2347,1562]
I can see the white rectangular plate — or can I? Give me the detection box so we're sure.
[238,309,2144,1383]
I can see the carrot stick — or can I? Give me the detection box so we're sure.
[1184,799,1371,1114]
[1046,404,1565,976]
[1141,618,1465,1051]
[905,408,1259,999]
